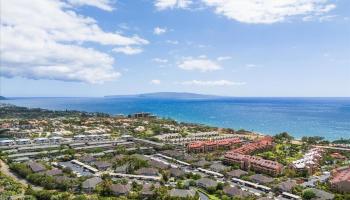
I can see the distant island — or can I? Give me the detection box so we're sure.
[0,96,7,100]
[105,92,227,99]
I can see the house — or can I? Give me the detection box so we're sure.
[27,161,46,173]
[226,169,248,178]
[41,168,63,176]
[93,161,112,171]
[277,180,297,192]
[110,184,131,196]
[169,189,196,198]
[115,164,128,173]
[306,188,334,200]
[196,178,218,189]
[80,155,96,164]
[223,186,250,198]
[82,177,102,193]
[150,160,169,170]
[210,163,230,172]
[16,139,31,145]
[0,139,15,146]
[135,167,158,176]
[250,174,274,185]
[141,183,160,197]
[329,166,350,193]
[170,168,186,178]
[33,137,49,144]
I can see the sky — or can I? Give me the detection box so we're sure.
[1,0,350,97]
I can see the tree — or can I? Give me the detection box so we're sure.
[302,190,316,200]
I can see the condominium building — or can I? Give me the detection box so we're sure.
[329,166,350,193]
[187,138,241,153]
[231,136,274,155]
[224,152,283,176]
[291,148,323,174]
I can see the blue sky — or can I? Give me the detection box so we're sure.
[1,0,350,97]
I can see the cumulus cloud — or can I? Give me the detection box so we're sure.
[152,58,168,63]
[178,57,221,72]
[202,0,336,24]
[150,79,161,84]
[180,80,246,86]
[113,46,143,55]
[154,0,192,10]
[166,40,179,45]
[67,0,114,11]
[153,27,167,35]
[0,0,148,84]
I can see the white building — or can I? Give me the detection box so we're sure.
[34,137,50,144]
[16,139,31,145]
[0,139,16,146]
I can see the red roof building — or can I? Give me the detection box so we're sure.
[330,166,350,193]
[224,152,283,176]
[231,136,274,155]
[224,137,283,176]
[187,138,241,153]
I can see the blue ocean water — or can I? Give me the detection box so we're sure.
[1,97,350,140]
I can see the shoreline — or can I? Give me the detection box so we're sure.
[0,102,348,142]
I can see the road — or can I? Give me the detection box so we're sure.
[313,145,350,151]
[0,159,43,190]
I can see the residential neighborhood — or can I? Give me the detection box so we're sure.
[0,104,349,200]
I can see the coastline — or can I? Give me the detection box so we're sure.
[1,97,350,141]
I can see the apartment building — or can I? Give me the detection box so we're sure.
[329,166,350,193]
[224,152,283,176]
[187,138,241,153]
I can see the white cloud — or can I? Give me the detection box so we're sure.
[202,0,336,24]
[67,0,114,11]
[245,64,261,69]
[150,79,161,84]
[0,0,148,84]
[152,58,168,63]
[180,80,246,86]
[154,0,192,10]
[153,27,167,35]
[178,57,221,72]
[217,56,232,61]
[112,46,143,55]
[166,40,179,45]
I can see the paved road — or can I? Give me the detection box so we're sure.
[0,159,43,190]
[313,145,350,151]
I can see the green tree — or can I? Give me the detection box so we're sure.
[302,190,316,200]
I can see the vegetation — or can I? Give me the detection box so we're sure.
[302,189,316,200]
[0,172,24,199]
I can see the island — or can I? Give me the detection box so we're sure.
[0,104,349,200]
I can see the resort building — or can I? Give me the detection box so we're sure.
[16,139,31,145]
[231,136,274,155]
[291,148,323,174]
[329,166,350,193]
[187,137,241,153]
[33,137,50,144]
[0,139,16,146]
[224,152,283,176]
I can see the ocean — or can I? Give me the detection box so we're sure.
[1,97,350,141]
